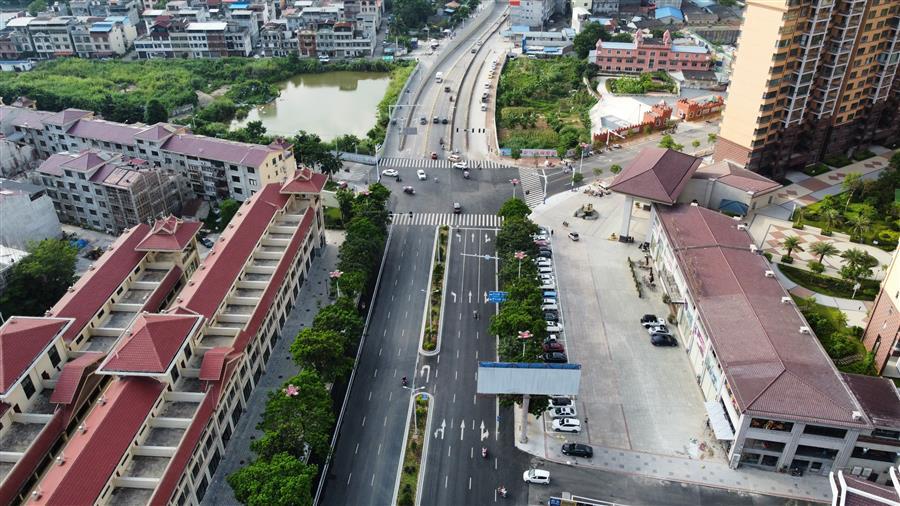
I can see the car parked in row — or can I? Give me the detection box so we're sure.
[542,351,567,363]
[550,406,577,418]
[552,418,581,433]
[651,333,678,347]
[561,443,593,458]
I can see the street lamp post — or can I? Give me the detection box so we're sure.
[330,270,343,299]
[514,251,527,279]
[510,178,519,199]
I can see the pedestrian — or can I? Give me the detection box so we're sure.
[551,229,554,236]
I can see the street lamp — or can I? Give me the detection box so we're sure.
[510,178,519,199]
[514,251,527,279]
[576,142,590,187]
[330,270,343,299]
[517,330,532,358]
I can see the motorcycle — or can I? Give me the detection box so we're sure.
[498,486,508,498]
[482,447,488,459]
[463,169,470,179]
[401,377,408,387]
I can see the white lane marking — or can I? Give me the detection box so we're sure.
[379,348,383,357]
[469,477,472,490]
[362,416,366,427]
[448,445,452,457]
[445,475,448,488]
[348,473,353,486]
[368,391,372,401]
[384,416,388,427]
[373,369,378,378]
[355,443,359,454]
[452,393,456,403]
[475,350,479,360]
[371,473,375,487]
[389,391,393,402]
[405,311,408,319]
[470,447,474,459]
[455,370,458,380]
[398,346,402,356]
[473,394,477,405]
[378,443,382,455]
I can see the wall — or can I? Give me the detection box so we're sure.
[862,249,900,374]
[0,140,36,177]
[0,192,62,248]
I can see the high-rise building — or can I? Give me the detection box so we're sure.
[714,0,900,177]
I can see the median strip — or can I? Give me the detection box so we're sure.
[421,225,450,354]
[395,392,432,506]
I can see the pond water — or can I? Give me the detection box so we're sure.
[230,71,391,140]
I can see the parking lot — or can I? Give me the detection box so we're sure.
[530,190,720,461]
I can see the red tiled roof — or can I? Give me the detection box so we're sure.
[134,123,179,142]
[60,151,108,172]
[0,317,70,395]
[99,313,202,374]
[609,148,702,204]
[281,168,328,194]
[34,378,164,506]
[693,160,781,195]
[174,184,290,319]
[136,216,202,251]
[161,134,277,168]
[842,373,900,427]
[49,352,105,405]
[43,108,92,126]
[198,347,230,381]
[834,472,900,506]
[656,205,866,426]
[0,105,53,129]
[65,119,142,147]
[36,153,76,177]
[49,224,150,342]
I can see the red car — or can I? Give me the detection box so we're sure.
[543,340,565,353]
[431,152,438,160]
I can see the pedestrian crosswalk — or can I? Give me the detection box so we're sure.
[380,157,513,170]
[517,167,545,208]
[391,212,504,228]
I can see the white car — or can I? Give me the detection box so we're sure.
[484,82,491,89]
[417,169,427,180]
[546,322,563,333]
[552,418,581,433]
[381,169,399,177]
[542,297,557,305]
[452,161,468,169]
[647,324,671,335]
[538,266,553,274]
[539,273,553,281]
[481,103,488,112]
[523,469,550,485]
[534,233,549,241]
[550,406,577,418]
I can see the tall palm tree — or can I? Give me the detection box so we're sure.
[840,247,878,282]
[849,214,871,239]
[783,236,804,259]
[809,241,839,265]
[822,207,842,231]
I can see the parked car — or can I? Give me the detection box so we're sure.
[552,418,581,433]
[534,233,550,241]
[543,339,564,352]
[640,315,662,328]
[647,324,671,335]
[540,281,556,290]
[441,117,448,124]
[200,237,214,248]
[444,85,451,92]
[381,169,399,177]
[550,406,577,418]
[481,103,488,112]
[523,469,550,485]
[433,116,440,123]
[549,396,572,408]
[539,273,554,282]
[543,311,559,322]
[568,232,580,241]
[417,169,427,180]
[542,297,557,305]
[536,259,552,267]
[651,333,678,347]
[419,117,428,125]
[561,443,594,458]
[546,322,563,333]
[542,351,567,363]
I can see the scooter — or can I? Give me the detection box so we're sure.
[482,447,488,459]
[497,486,507,498]
[463,169,470,179]
[401,377,408,387]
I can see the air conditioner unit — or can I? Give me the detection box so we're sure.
[55,455,66,466]
[750,244,758,253]
[781,297,791,304]
[99,396,107,405]
[765,270,775,278]
[799,326,810,334]
[78,424,87,434]
[31,489,42,500]
[737,224,747,231]
[852,410,863,420]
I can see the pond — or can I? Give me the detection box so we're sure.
[230,71,391,140]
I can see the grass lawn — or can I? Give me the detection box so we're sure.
[324,206,344,229]
[778,264,879,300]
[496,57,595,151]
[802,163,830,177]
[793,296,875,375]
[798,196,899,251]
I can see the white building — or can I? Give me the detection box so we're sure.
[0,178,61,248]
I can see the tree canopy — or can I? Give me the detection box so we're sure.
[572,22,611,59]
[498,198,532,221]
[144,98,168,124]
[290,327,351,382]
[0,239,77,317]
[227,453,317,506]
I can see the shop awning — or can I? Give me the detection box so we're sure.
[705,401,735,440]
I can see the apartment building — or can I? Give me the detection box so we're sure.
[35,150,187,234]
[594,29,713,73]
[70,0,141,26]
[509,0,564,30]
[0,178,62,249]
[862,248,900,377]
[0,173,327,505]
[134,20,252,58]
[647,203,900,483]
[259,19,297,56]
[314,20,374,57]
[714,0,900,177]
[0,105,297,201]
[140,6,209,33]
[2,15,137,58]
[0,217,200,504]
[71,16,138,57]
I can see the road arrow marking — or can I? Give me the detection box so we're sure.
[460,419,466,440]
[483,291,487,303]
[468,291,472,303]
[480,420,489,441]
[451,291,457,303]
[420,365,431,383]
[435,419,446,439]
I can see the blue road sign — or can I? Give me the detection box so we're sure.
[487,291,508,303]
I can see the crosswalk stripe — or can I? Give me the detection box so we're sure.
[389,213,503,228]
[517,167,544,208]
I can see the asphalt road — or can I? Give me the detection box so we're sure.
[418,227,530,505]
[527,460,814,506]
[320,226,434,506]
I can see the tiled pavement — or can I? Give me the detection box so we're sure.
[203,231,344,505]
[761,224,893,276]
[769,155,892,209]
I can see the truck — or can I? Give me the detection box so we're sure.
[435,71,443,83]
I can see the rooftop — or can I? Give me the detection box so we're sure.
[98,313,202,374]
[656,205,868,426]
[135,216,202,252]
[609,148,702,204]
[692,160,781,195]
[0,317,70,395]
[842,373,900,428]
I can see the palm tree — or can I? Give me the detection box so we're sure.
[822,207,842,231]
[849,214,871,239]
[783,236,804,259]
[809,241,839,265]
[840,247,878,282]
[842,172,863,210]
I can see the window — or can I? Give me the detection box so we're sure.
[750,418,793,432]
[21,375,36,399]
[803,425,847,439]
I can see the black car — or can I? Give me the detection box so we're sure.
[543,311,559,322]
[550,396,572,408]
[561,443,594,458]
[200,237,214,248]
[641,314,661,325]
[419,117,427,125]
[651,333,677,347]
[542,351,567,363]
[537,250,552,259]
[441,117,448,124]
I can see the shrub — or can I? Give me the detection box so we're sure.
[823,154,853,168]
[807,260,825,274]
[763,252,773,261]
[853,149,876,161]
[781,255,794,264]
[826,332,860,359]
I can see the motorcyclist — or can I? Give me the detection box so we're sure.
[401,376,408,387]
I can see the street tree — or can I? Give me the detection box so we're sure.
[27,0,47,15]
[0,239,78,317]
[313,297,364,339]
[497,217,539,257]
[227,453,317,506]
[290,327,351,382]
[659,134,683,151]
[498,198,531,221]
[217,198,240,230]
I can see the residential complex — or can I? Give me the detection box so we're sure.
[0,171,327,505]
[1,15,138,59]
[134,19,253,58]
[509,0,565,30]
[714,0,900,176]
[593,30,713,73]
[36,150,188,234]
[862,248,900,378]
[0,104,298,201]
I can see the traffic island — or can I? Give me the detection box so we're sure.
[394,392,432,506]
[420,225,450,354]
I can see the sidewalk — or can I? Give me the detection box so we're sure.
[203,231,344,505]
[513,405,832,504]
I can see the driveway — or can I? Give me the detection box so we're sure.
[529,190,717,460]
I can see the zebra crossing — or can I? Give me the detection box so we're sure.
[379,157,513,170]
[517,167,545,208]
[391,212,504,228]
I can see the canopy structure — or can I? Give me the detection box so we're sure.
[705,401,735,440]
